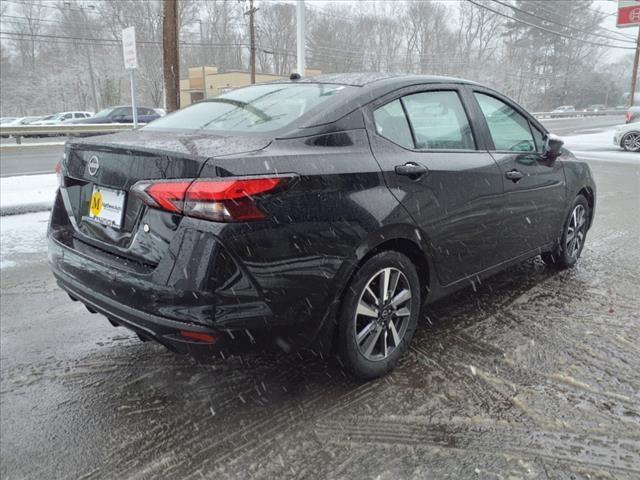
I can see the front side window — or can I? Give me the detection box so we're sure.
[373,99,414,149]
[146,83,350,133]
[402,91,475,150]
[475,93,536,152]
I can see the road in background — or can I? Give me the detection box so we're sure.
[0,144,64,177]
[539,114,627,135]
[0,115,629,177]
[1,118,639,479]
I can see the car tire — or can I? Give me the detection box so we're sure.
[542,195,589,269]
[336,251,421,379]
[621,131,640,152]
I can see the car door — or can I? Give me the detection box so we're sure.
[111,107,133,123]
[468,88,566,258]
[367,85,505,287]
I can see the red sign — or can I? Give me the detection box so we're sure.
[618,0,640,27]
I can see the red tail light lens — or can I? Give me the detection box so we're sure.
[144,181,192,213]
[627,111,632,122]
[133,176,292,222]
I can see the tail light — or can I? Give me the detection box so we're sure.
[626,111,632,123]
[133,175,293,222]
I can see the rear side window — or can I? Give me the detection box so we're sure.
[373,99,413,149]
[402,91,475,150]
[474,93,536,152]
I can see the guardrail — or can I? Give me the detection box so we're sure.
[0,123,143,144]
[532,110,624,119]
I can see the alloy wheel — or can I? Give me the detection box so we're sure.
[354,267,412,361]
[622,132,640,152]
[566,204,587,259]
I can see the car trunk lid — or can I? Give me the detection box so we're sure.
[61,129,271,264]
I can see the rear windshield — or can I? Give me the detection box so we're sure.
[145,83,349,133]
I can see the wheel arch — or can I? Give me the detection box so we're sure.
[356,237,431,298]
[317,229,432,355]
[577,186,595,229]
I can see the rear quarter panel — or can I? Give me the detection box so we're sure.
[196,129,418,346]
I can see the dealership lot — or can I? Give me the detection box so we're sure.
[1,118,639,478]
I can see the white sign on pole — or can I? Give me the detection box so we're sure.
[122,27,139,127]
[122,27,137,69]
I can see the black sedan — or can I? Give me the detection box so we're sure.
[65,106,162,125]
[48,74,596,379]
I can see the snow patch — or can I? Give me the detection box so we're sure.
[562,128,639,164]
[0,174,58,216]
[0,211,50,269]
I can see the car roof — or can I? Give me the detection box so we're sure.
[262,73,482,130]
[287,72,478,88]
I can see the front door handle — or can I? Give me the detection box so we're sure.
[505,169,524,182]
[395,162,428,178]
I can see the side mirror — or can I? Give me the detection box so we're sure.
[543,133,564,160]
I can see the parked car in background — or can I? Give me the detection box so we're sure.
[614,122,640,152]
[65,106,163,125]
[626,106,640,124]
[584,104,607,115]
[49,74,596,379]
[31,111,93,125]
[0,117,18,125]
[3,116,44,126]
[550,105,576,117]
[0,116,45,137]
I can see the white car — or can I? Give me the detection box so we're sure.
[614,122,640,152]
[30,111,93,125]
[3,116,43,126]
[0,117,18,125]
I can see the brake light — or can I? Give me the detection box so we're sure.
[627,111,632,122]
[133,176,291,222]
[144,181,192,213]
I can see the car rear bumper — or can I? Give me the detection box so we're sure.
[51,264,225,356]
[47,190,346,355]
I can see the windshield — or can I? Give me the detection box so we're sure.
[94,108,116,118]
[145,83,349,133]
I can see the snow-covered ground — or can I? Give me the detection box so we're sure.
[0,173,57,216]
[0,210,49,269]
[563,128,638,163]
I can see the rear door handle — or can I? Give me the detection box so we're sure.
[505,169,524,182]
[395,162,428,178]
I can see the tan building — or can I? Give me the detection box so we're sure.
[180,66,322,107]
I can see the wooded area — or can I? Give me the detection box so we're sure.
[0,0,635,116]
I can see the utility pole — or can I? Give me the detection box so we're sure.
[198,19,206,99]
[296,0,305,76]
[245,0,257,84]
[631,27,640,107]
[163,0,180,112]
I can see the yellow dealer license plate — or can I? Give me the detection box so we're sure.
[88,185,125,229]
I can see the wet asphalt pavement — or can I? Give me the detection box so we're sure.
[1,134,639,479]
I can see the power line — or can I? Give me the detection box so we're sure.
[467,0,636,50]
[0,30,251,48]
[524,0,637,42]
[490,0,636,45]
